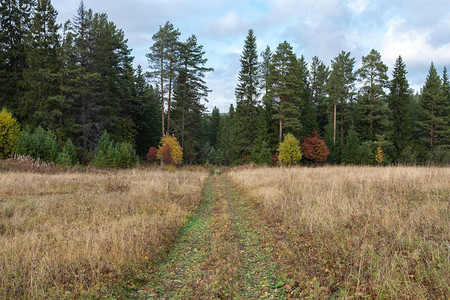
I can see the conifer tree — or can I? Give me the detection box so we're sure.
[326,51,355,145]
[20,0,61,130]
[441,67,450,146]
[0,0,34,115]
[270,41,302,141]
[146,21,180,136]
[172,35,212,162]
[418,62,445,149]
[356,49,389,140]
[388,56,411,161]
[310,56,329,135]
[233,29,260,161]
[298,55,316,138]
[218,104,235,165]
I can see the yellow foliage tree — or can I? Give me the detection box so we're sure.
[0,108,20,159]
[375,146,384,165]
[157,134,183,165]
[277,133,302,166]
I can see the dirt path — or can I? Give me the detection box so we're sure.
[133,172,291,299]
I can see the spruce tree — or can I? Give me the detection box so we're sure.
[218,104,235,165]
[356,49,389,140]
[20,0,61,130]
[441,67,450,146]
[233,29,260,161]
[270,41,302,141]
[388,56,411,161]
[0,0,34,115]
[418,62,445,149]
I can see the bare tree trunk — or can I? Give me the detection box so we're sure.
[333,103,336,144]
[167,75,172,134]
[160,59,165,136]
[340,101,344,145]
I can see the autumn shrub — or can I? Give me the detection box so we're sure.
[0,108,20,159]
[146,146,158,164]
[301,130,329,165]
[157,134,182,165]
[277,133,302,166]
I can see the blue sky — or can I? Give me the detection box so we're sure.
[54,0,450,112]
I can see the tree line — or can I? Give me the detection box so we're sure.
[216,29,449,165]
[1,0,449,165]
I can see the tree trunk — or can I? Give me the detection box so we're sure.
[167,75,172,134]
[160,59,164,136]
[340,101,344,145]
[431,104,434,147]
[333,103,336,144]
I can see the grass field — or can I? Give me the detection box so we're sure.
[0,167,207,298]
[0,164,449,299]
[228,166,450,298]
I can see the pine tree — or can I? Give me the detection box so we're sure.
[310,56,329,135]
[172,35,212,162]
[356,49,389,140]
[298,55,316,139]
[256,46,278,151]
[326,51,355,146]
[233,29,260,161]
[146,21,180,136]
[418,62,445,149]
[388,56,411,161]
[270,41,302,141]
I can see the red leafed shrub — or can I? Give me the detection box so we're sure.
[161,144,172,165]
[146,147,158,164]
[301,130,329,165]
[272,152,279,166]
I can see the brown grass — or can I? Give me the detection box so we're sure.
[228,166,450,298]
[0,168,207,298]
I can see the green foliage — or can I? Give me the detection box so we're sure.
[342,128,360,164]
[250,141,272,165]
[92,131,138,168]
[57,139,78,167]
[0,108,21,159]
[389,56,412,161]
[15,125,59,162]
[277,133,302,166]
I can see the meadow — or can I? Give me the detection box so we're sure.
[228,166,450,298]
[0,163,449,299]
[0,165,207,298]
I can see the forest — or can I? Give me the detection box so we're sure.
[1,0,449,166]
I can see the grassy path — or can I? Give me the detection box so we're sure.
[133,172,291,299]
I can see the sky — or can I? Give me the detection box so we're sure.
[53,0,450,113]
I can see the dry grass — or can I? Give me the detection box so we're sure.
[0,168,207,298]
[228,166,450,298]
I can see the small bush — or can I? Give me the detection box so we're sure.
[277,133,302,166]
[157,134,182,165]
[0,108,20,159]
[15,126,59,163]
[146,146,158,164]
[92,131,139,168]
